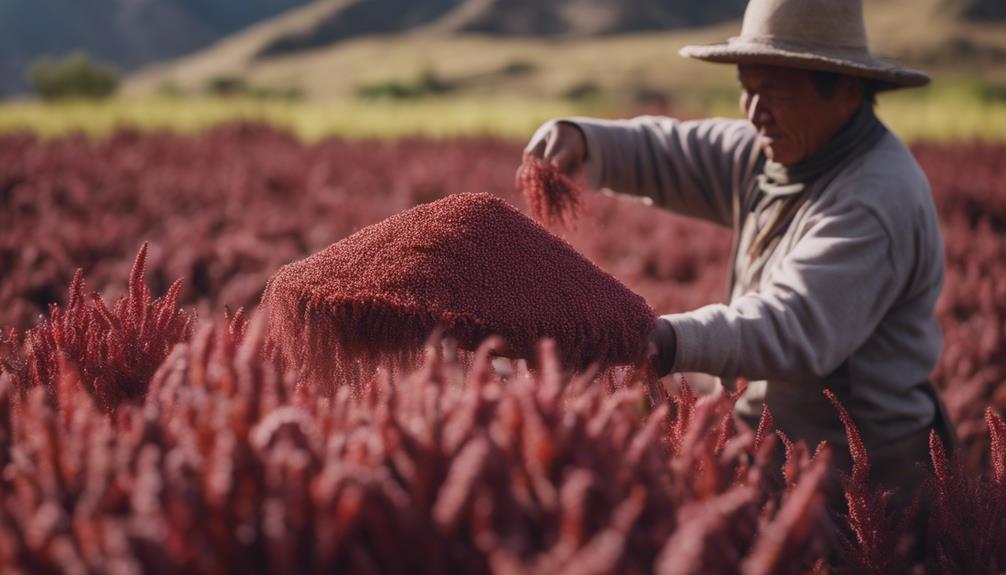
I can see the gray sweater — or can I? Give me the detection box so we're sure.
[564,115,944,448]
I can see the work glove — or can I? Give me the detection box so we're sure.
[648,317,677,378]
[523,120,588,177]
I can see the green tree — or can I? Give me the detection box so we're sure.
[28,53,119,101]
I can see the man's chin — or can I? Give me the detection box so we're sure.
[762,144,798,166]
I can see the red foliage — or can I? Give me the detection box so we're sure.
[825,390,917,575]
[0,127,525,331]
[262,192,655,385]
[666,381,696,456]
[988,407,1006,483]
[2,128,1006,573]
[5,130,999,467]
[916,142,1006,467]
[753,404,775,453]
[516,155,584,228]
[925,417,1006,572]
[0,321,830,574]
[1,243,192,411]
[742,451,831,575]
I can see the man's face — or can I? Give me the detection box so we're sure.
[737,64,862,166]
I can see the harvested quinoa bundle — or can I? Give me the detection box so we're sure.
[262,193,655,387]
[517,155,584,228]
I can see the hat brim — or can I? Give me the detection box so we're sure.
[680,41,930,91]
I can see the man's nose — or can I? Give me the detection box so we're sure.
[746,94,771,126]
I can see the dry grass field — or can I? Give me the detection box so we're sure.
[1,82,1004,142]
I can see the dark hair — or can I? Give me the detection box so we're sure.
[810,70,878,106]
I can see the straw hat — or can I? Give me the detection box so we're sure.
[679,0,929,90]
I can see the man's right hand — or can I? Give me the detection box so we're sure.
[524,121,588,177]
[648,318,678,378]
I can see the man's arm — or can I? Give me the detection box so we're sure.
[658,201,903,382]
[556,116,761,227]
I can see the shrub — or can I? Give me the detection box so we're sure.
[203,75,304,101]
[205,75,249,97]
[28,53,119,101]
[562,81,602,102]
[499,59,536,77]
[356,68,454,100]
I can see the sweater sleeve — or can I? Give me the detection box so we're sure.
[559,116,760,227]
[662,201,903,383]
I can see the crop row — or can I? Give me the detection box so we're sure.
[2,127,1002,454]
[0,127,1004,572]
[0,249,1003,572]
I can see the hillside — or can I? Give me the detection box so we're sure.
[425,0,746,36]
[7,0,1006,99]
[126,0,1006,102]
[253,0,747,57]
[255,0,462,57]
[0,0,311,96]
[5,0,752,98]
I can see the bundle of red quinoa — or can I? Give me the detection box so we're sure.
[262,193,655,385]
[516,155,584,228]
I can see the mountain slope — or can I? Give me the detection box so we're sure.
[426,0,746,36]
[124,0,751,97]
[128,0,1006,102]
[0,0,312,96]
[250,0,748,59]
[8,0,1006,99]
[256,0,464,57]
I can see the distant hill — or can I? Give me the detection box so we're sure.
[6,0,1006,99]
[2,0,752,97]
[254,0,747,57]
[426,0,746,37]
[0,0,312,96]
[124,0,1006,103]
[256,0,462,57]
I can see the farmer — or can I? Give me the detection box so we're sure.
[525,0,953,499]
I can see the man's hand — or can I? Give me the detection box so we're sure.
[648,318,677,378]
[524,121,588,177]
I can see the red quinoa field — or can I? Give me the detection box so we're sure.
[1,126,1005,573]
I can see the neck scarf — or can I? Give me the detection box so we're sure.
[747,102,887,260]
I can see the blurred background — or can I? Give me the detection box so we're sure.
[2,0,1005,140]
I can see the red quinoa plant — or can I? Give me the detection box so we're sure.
[3,128,1002,472]
[824,390,918,575]
[3,129,1006,572]
[923,408,1006,572]
[0,243,192,411]
[0,306,832,574]
[3,244,1006,572]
